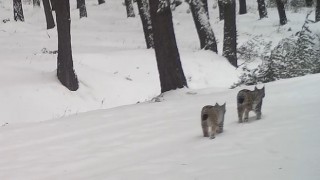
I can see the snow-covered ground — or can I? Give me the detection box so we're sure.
[1,0,320,179]
[1,74,320,180]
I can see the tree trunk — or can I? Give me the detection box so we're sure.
[257,0,267,19]
[136,0,154,48]
[98,0,105,4]
[42,0,55,29]
[13,0,24,21]
[33,0,40,7]
[53,0,79,91]
[223,0,237,67]
[77,0,80,9]
[306,0,313,7]
[239,0,247,14]
[218,0,224,20]
[202,0,209,17]
[316,0,320,22]
[188,0,218,52]
[125,0,135,17]
[79,0,88,18]
[276,0,287,25]
[149,0,187,93]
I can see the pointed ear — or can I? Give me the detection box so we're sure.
[215,103,218,106]
[262,85,265,90]
[223,102,226,107]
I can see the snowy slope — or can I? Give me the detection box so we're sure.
[0,74,320,179]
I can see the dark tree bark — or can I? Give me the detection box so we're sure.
[33,0,40,7]
[52,0,79,91]
[79,0,88,18]
[149,0,188,93]
[257,0,267,19]
[239,0,247,14]
[223,0,237,67]
[316,0,320,22]
[136,0,154,48]
[275,0,287,25]
[188,0,218,52]
[77,0,80,9]
[98,0,105,4]
[306,0,313,7]
[218,0,224,20]
[42,0,55,29]
[202,0,209,17]
[125,0,136,17]
[13,0,24,21]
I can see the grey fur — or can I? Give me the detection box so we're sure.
[237,86,265,123]
[201,103,226,139]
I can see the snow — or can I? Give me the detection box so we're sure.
[1,0,320,179]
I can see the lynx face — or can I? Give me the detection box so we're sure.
[237,86,265,123]
[201,103,226,139]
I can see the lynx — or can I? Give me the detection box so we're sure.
[201,103,226,139]
[237,86,265,123]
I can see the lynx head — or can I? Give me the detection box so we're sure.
[253,86,265,109]
[214,102,226,121]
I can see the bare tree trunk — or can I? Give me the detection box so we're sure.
[79,0,88,18]
[188,0,218,52]
[42,0,55,29]
[218,0,224,20]
[136,0,154,48]
[33,0,40,7]
[316,0,320,22]
[13,0,24,21]
[257,0,268,19]
[52,0,79,91]
[202,0,209,17]
[98,0,105,4]
[149,0,187,93]
[223,0,237,67]
[306,0,313,7]
[239,0,247,14]
[276,0,287,25]
[125,0,135,17]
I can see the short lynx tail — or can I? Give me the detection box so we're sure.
[237,95,245,104]
[202,114,208,121]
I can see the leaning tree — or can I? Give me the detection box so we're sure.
[218,0,225,20]
[275,0,287,25]
[187,0,218,53]
[136,0,154,48]
[149,0,188,93]
[257,0,267,19]
[125,0,136,17]
[316,0,320,22]
[223,0,237,67]
[78,0,88,18]
[51,0,79,91]
[13,0,24,21]
[42,0,55,29]
[239,0,247,14]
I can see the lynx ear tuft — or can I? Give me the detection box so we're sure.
[215,102,219,106]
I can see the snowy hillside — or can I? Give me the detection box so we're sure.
[1,74,320,179]
[1,0,320,179]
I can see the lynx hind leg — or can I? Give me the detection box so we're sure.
[201,114,209,137]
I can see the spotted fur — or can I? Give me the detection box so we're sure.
[237,86,265,123]
[201,103,226,139]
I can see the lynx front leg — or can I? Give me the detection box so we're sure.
[255,101,263,120]
[209,126,216,139]
[217,121,224,133]
[244,109,250,122]
[237,106,244,123]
